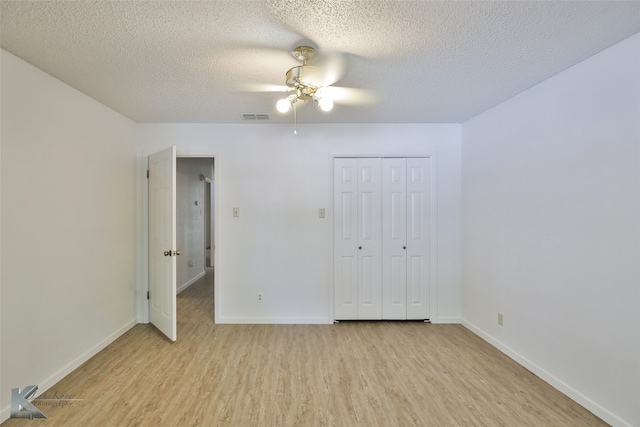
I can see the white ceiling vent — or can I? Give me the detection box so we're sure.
[240,113,269,120]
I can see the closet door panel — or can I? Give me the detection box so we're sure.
[406,158,431,319]
[334,159,358,319]
[382,158,407,319]
[357,158,382,319]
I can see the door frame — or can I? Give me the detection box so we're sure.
[138,149,219,325]
[204,177,214,268]
[328,152,439,323]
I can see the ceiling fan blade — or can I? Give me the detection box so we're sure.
[321,86,380,106]
[309,51,348,87]
[239,82,292,93]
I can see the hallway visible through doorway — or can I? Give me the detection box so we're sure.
[177,264,214,323]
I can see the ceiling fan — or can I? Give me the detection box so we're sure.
[275,45,338,113]
[271,45,377,115]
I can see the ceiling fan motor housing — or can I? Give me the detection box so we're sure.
[286,65,321,90]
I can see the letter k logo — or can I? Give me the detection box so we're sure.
[10,385,47,419]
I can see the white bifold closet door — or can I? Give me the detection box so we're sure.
[334,157,430,320]
[333,158,383,320]
[382,158,431,319]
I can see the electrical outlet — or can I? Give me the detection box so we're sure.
[233,208,239,218]
[257,293,263,303]
[498,313,504,326]
[319,208,325,218]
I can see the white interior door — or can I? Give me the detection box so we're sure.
[334,157,431,321]
[333,159,359,319]
[406,158,430,319]
[334,158,382,320]
[356,158,383,319]
[148,146,177,341]
[382,158,408,319]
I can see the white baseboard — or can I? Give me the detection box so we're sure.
[216,317,462,325]
[0,318,137,423]
[216,317,459,325]
[176,270,206,294]
[461,318,630,427]
[431,316,461,324]
[217,316,331,324]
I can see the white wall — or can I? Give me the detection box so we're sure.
[461,33,640,427]
[136,123,461,324]
[0,50,137,420]
[176,158,213,292]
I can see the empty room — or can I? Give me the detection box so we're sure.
[1,1,639,426]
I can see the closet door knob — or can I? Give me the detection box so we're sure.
[403,246,406,250]
[358,246,362,250]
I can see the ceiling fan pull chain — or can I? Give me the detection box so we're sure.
[294,103,298,135]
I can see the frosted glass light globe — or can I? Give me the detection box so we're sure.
[318,97,333,112]
[276,99,291,113]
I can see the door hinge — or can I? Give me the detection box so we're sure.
[146,170,149,178]
[147,291,150,300]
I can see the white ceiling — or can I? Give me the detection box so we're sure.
[2,1,639,124]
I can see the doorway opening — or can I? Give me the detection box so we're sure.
[175,157,215,323]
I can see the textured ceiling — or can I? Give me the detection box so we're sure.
[1,1,640,124]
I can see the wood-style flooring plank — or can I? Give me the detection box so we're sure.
[2,268,608,426]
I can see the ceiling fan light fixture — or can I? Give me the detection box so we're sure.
[276,98,291,113]
[316,96,333,112]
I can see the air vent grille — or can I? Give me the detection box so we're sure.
[240,113,270,120]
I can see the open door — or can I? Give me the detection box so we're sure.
[148,146,177,341]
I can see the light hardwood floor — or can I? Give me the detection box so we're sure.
[3,268,607,426]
